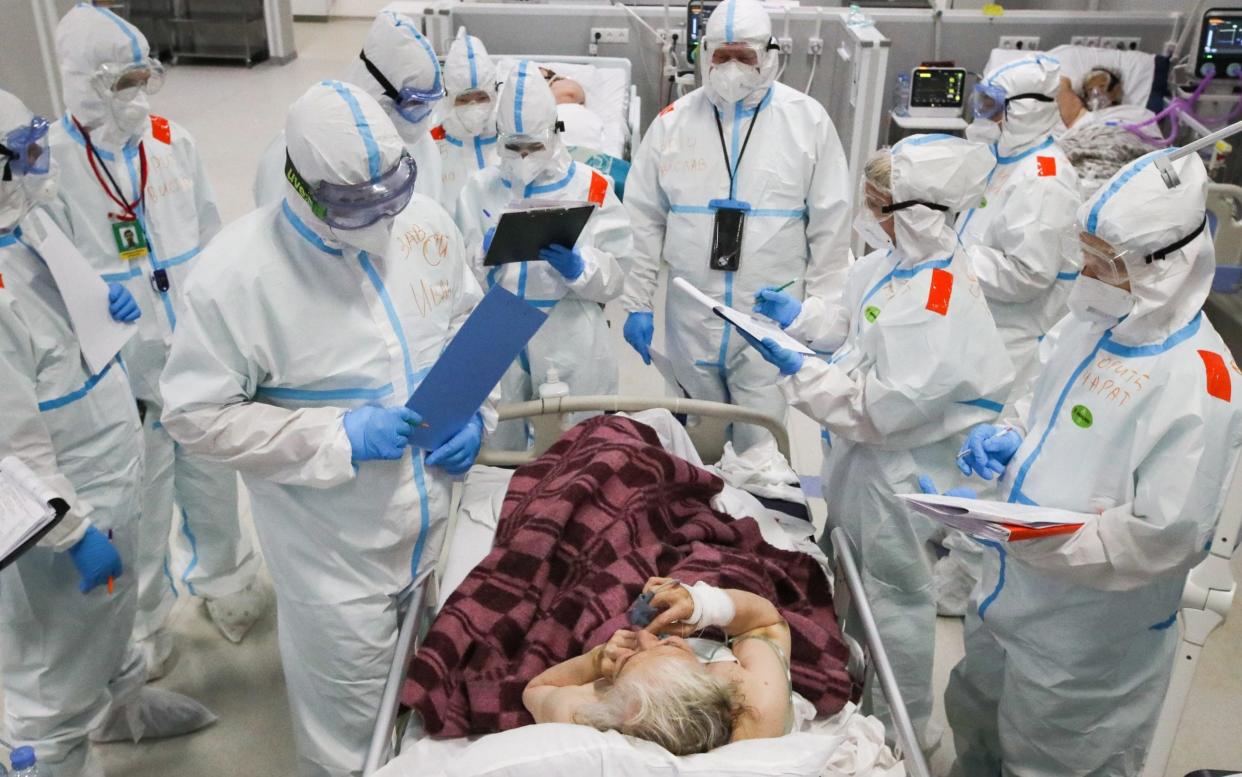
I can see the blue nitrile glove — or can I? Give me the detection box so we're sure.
[738,330,804,376]
[68,526,123,594]
[957,424,1023,480]
[425,414,484,475]
[343,406,422,462]
[107,283,141,323]
[753,287,802,329]
[538,244,585,281]
[624,311,654,365]
[918,474,977,500]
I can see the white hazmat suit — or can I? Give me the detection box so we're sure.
[0,89,213,777]
[947,150,1242,776]
[620,0,852,452]
[455,62,631,450]
[958,55,1083,391]
[433,30,500,211]
[253,11,445,206]
[49,3,260,665]
[161,81,495,777]
[777,135,1014,746]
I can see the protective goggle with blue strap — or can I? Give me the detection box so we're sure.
[284,151,418,230]
[93,58,165,102]
[359,51,445,124]
[0,116,51,182]
[970,81,1054,121]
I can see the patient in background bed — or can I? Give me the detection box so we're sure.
[522,579,794,755]
[1055,67,1155,194]
[547,72,609,154]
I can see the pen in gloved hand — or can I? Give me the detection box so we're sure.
[956,425,1015,460]
[771,279,796,293]
[107,529,114,595]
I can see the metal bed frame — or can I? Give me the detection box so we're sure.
[360,396,931,777]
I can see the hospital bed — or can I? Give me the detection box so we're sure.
[361,397,930,777]
[494,55,641,161]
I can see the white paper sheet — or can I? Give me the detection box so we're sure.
[646,346,682,391]
[23,211,135,374]
[671,277,815,356]
[899,493,1091,542]
[0,458,57,564]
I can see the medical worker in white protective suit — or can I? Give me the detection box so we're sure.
[161,81,497,777]
[253,10,445,206]
[944,150,1242,776]
[0,89,214,777]
[49,3,262,668]
[456,61,631,451]
[620,0,852,453]
[747,135,1015,747]
[959,54,1082,388]
[432,29,499,210]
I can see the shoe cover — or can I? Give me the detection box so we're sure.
[136,628,176,680]
[205,581,269,644]
[90,687,217,744]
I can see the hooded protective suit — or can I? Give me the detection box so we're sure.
[253,11,445,206]
[160,81,496,777]
[957,55,1082,397]
[777,135,1014,746]
[947,151,1242,776]
[0,89,216,777]
[49,3,259,667]
[456,62,631,450]
[620,0,852,452]
[433,30,499,211]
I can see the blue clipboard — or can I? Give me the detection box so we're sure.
[405,286,547,449]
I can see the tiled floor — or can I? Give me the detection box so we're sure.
[81,19,1242,777]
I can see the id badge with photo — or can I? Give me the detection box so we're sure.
[112,219,149,261]
[708,199,750,273]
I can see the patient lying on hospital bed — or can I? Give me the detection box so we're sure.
[523,580,797,755]
[539,67,631,196]
[403,415,855,745]
[1055,64,1157,194]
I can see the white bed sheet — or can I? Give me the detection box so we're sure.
[399,411,901,777]
[494,57,629,158]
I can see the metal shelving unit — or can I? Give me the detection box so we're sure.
[166,0,269,67]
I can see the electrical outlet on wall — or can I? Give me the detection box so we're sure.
[589,27,629,44]
[999,35,1040,51]
[1071,35,1101,47]
[1099,36,1142,51]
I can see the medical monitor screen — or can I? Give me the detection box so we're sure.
[909,68,966,109]
[686,1,719,65]
[1197,10,1242,78]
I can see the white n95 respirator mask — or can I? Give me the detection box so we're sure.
[853,209,893,251]
[708,61,765,105]
[332,216,397,257]
[965,119,1002,145]
[446,104,493,138]
[1067,273,1134,324]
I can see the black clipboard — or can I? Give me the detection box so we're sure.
[483,204,596,267]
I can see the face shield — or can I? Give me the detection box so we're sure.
[284,152,417,230]
[92,58,165,102]
[0,116,50,181]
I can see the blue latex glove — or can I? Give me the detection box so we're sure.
[917,474,977,500]
[957,424,1023,480]
[624,311,654,365]
[343,406,422,462]
[538,244,585,281]
[107,283,141,323]
[739,330,804,376]
[425,414,484,475]
[67,526,123,594]
[752,287,802,329]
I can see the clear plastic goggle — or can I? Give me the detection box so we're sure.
[285,152,418,230]
[394,84,446,125]
[970,81,1055,122]
[1062,219,1208,287]
[0,116,50,181]
[498,129,557,158]
[857,178,893,221]
[94,59,165,102]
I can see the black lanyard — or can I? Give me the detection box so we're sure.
[713,105,761,200]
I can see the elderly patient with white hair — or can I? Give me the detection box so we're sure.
[523,578,795,755]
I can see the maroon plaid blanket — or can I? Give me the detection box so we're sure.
[403,415,855,737]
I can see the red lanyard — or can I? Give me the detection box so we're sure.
[74,117,148,223]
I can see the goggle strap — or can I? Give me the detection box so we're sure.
[359,51,403,104]
[0,144,13,182]
[1005,92,1055,104]
[881,200,948,214]
[283,153,329,222]
[1146,217,1208,263]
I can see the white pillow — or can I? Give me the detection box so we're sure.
[380,723,847,777]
